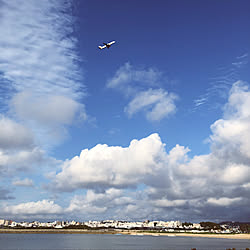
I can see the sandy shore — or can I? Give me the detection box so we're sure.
[122,231,250,240]
[0,229,250,239]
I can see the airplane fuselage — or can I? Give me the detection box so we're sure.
[98,41,115,50]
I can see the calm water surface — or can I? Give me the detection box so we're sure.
[0,233,249,250]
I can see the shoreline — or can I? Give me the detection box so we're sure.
[122,231,250,239]
[0,229,250,239]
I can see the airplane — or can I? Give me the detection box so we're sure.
[98,40,115,50]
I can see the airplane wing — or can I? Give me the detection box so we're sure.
[107,41,115,46]
[98,45,106,50]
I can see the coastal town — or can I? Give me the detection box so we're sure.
[0,219,248,234]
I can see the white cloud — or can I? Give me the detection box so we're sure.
[0,0,83,101]
[53,133,167,191]
[11,91,86,127]
[147,82,250,215]
[226,81,250,118]
[2,77,250,221]
[66,189,124,214]
[194,97,208,107]
[0,0,86,143]
[2,200,63,215]
[167,144,190,167]
[107,62,162,92]
[210,81,250,159]
[0,147,46,173]
[48,81,250,221]
[107,62,177,121]
[12,178,34,187]
[0,116,59,175]
[125,89,177,121]
[220,164,250,185]
[193,55,249,110]
[67,195,107,215]
[153,199,187,208]
[207,197,242,206]
[65,188,139,221]
[0,2,89,210]
[0,116,34,150]
[177,154,213,178]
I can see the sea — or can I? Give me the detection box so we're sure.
[0,233,249,250]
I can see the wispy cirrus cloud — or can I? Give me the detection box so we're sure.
[0,0,83,101]
[107,62,178,121]
[232,53,248,68]
[0,0,86,131]
[0,0,84,181]
[193,53,249,110]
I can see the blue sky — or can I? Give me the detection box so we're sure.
[0,0,250,222]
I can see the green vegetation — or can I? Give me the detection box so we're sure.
[239,223,250,233]
[182,222,193,227]
[200,222,221,230]
[64,225,91,230]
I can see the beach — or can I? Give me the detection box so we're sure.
[122,231,250,239]
[0,229,249,240]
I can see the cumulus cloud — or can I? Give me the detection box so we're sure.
[107,62,177,121]
[146,81,250,220]
[0,147,48,174]
[210,82,250,160]
[0,9,249,221]
[66,189,127,216]
[52,133,167,191]
[47,81,250,221]
[220,164,250,185]
[1,82,249,221]
[2,200,63,216]
[64,188,146,221]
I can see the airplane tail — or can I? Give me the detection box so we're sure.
[98,46,106,50]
